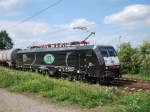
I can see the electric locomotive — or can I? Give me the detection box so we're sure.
[0,32,121,82]
[14,44,120,82]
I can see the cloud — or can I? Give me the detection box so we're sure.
[0,17,148,49]
[69,18,95,29]
[0,18,95,48]
[4,11,23,16]
[0,0,25,9]
[0,20,54,48]
[0,0,27,16]
[94,34,150,48]
[104,4,150,29]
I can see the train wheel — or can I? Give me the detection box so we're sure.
[84,74,88,82]
[35,69,38,73]
[79,74,84,81]
[48,71,54,77]
[92,77,97,84]
[42,71,47,76]
[68,73,74,81]
[75,74,79,81]
[68,75,73,81]
[98,77,105,85]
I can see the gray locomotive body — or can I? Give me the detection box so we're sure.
[15,45,121,81]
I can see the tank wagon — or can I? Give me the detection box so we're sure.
[0,49,19,67]
[0,44,120,82]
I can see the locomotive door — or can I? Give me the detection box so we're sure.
[66,51,80,72]
[86,50,96,77]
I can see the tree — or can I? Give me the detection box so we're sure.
[118,43,140,74]
[118,41,150,75]
[0,30,13,49]
[139,42,150,75]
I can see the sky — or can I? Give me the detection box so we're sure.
[0,0,150,48]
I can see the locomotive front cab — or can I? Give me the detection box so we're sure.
[97,46,121,78]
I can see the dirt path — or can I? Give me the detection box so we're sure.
[0,88,110,112]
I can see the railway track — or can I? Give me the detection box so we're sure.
[109,78,150,92]
[62,76,150,92]
[66,76,150,92]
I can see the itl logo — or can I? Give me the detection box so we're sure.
[44,54,55,64]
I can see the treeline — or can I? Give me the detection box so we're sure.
[0,30,13,49]
[118,42,150,76]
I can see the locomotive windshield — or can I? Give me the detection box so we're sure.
[99,47,117,57]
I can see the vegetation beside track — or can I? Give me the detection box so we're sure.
[0,67,149,112]
[118,42,150,77]
[124,74,150,80]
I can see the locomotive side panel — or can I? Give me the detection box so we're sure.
[16,45,121,79]
[16,49,103,78]
[17,50,87,72]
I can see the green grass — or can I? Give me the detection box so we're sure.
[0,67,150,111]
[0,67,119,108]
[113,92,150,112]
[124,74,150,80]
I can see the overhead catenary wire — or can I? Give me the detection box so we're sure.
[7,0,64,30]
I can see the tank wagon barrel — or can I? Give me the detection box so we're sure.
[0,49,19,66]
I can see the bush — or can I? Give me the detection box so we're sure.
[118,42,150,76]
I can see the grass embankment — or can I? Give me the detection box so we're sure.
[0,67,149,112]
[124,74,150,80]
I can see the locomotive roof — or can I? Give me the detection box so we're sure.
[18,45,114,53]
